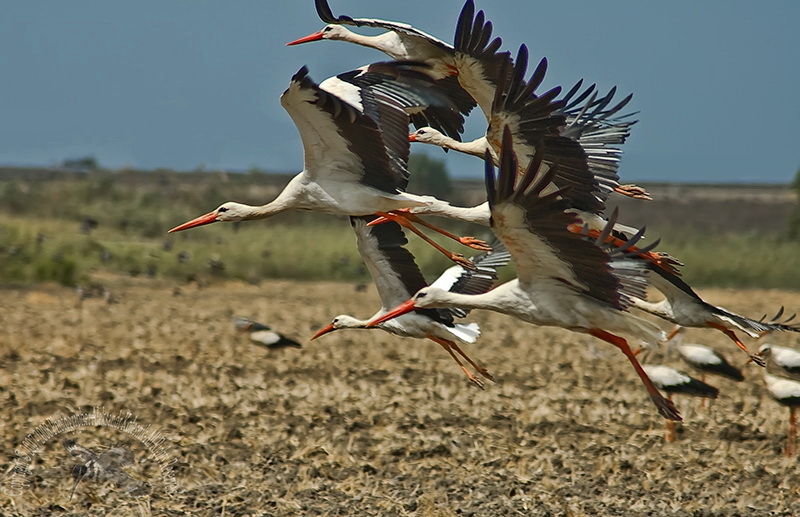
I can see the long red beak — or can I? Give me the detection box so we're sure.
[366,299,418,327]
[311,323,335,340]
[408,133,417,142]
[286,31,325,46]
[167,211,218,233]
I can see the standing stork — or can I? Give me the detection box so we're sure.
[758,344,800,380]
[666,327,744,383]
[167,62,489,268]
[233,317,302,350]
[312,215,511,388]
[763,371,800,456]
[370,127,680,422]
[643,364,719,442]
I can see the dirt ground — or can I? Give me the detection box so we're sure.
[2,280,800,516]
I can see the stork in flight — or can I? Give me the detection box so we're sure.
[167,62,490,268]
[631,267,800,366]
[370,127,681,422]
[368,9,670,273]
[312,215,511,388]
[287,0,481,140]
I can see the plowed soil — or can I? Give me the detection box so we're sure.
[2,281,800,516]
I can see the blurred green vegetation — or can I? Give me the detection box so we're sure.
[0,164,798,289]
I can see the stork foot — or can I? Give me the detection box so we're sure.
[615,184,652,200]
[750,353,767,368]
[448,253,477,270]
[654,395,682,422]
[458,236,492,251]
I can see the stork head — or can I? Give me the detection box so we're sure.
[366,287,447,328]
[311,314,362,339]
[286,25,351,46]
[409,127,448,146]
[167,202,249,233]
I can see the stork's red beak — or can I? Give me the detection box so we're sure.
[286,31,325,46]
[366,299,417,327]
[168,211,218,233]
[408,133,417,142]
[311,323,335,340]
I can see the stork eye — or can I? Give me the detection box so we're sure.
[418,130,426,135]
[416,292,427,299]
[218,207,229,213]
[323,26,332,32]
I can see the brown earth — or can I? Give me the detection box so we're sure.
[2,281,800,516]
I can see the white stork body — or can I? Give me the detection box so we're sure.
[763,371,800,456]
[676,343,744,382]
[644,364,719,442]
[168,63,492,266]
[759,344,800,380]
[312,216,511,387]
[632,267,799,366]
[370,128,680,422]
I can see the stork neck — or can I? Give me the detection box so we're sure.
[242,177,303,220]
[442,136,490,158]
[342,30,401,58]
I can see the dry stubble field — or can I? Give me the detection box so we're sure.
[2,280,800,516]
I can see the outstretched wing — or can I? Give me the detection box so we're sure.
[281,63,453,194]
[315,0,453,50]
[453,0,513,118]
[486,127,635,309]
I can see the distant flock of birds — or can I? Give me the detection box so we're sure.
[162,0,800,452]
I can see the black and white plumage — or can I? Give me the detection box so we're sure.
[763,371,800,456]
[643,365,720,399]
[759,344,800,380]
[666,328,744,382]
[370,127,681,422]
[312,215,511,387]
[168,62,490,266]
[632,265,800,366]
[62,439,151,499]
[234,317,302,350]
[676,343,744,382]
[287,0,474,140]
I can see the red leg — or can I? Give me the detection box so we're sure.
[589,328,682,422]
[374,212,477,270]
[374,210,492,251]
[665,393,677,442]
[706,322,766,367]
[427,336,486,389]
[787,407,797,457]
[665,325,682,343]
[569,225,681,275]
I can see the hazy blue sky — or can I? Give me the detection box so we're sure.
[2,1,798,182]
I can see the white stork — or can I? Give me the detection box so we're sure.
[666,327,745,383]
[311,215,511,388]
[631,266,800,366]
[758,343,800,380]
[643,364,719,442]
[369,127,681,422]
[763,371,800,456]
[233,317,302,350]
[167,62,489,268]
[287,0,476,140]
